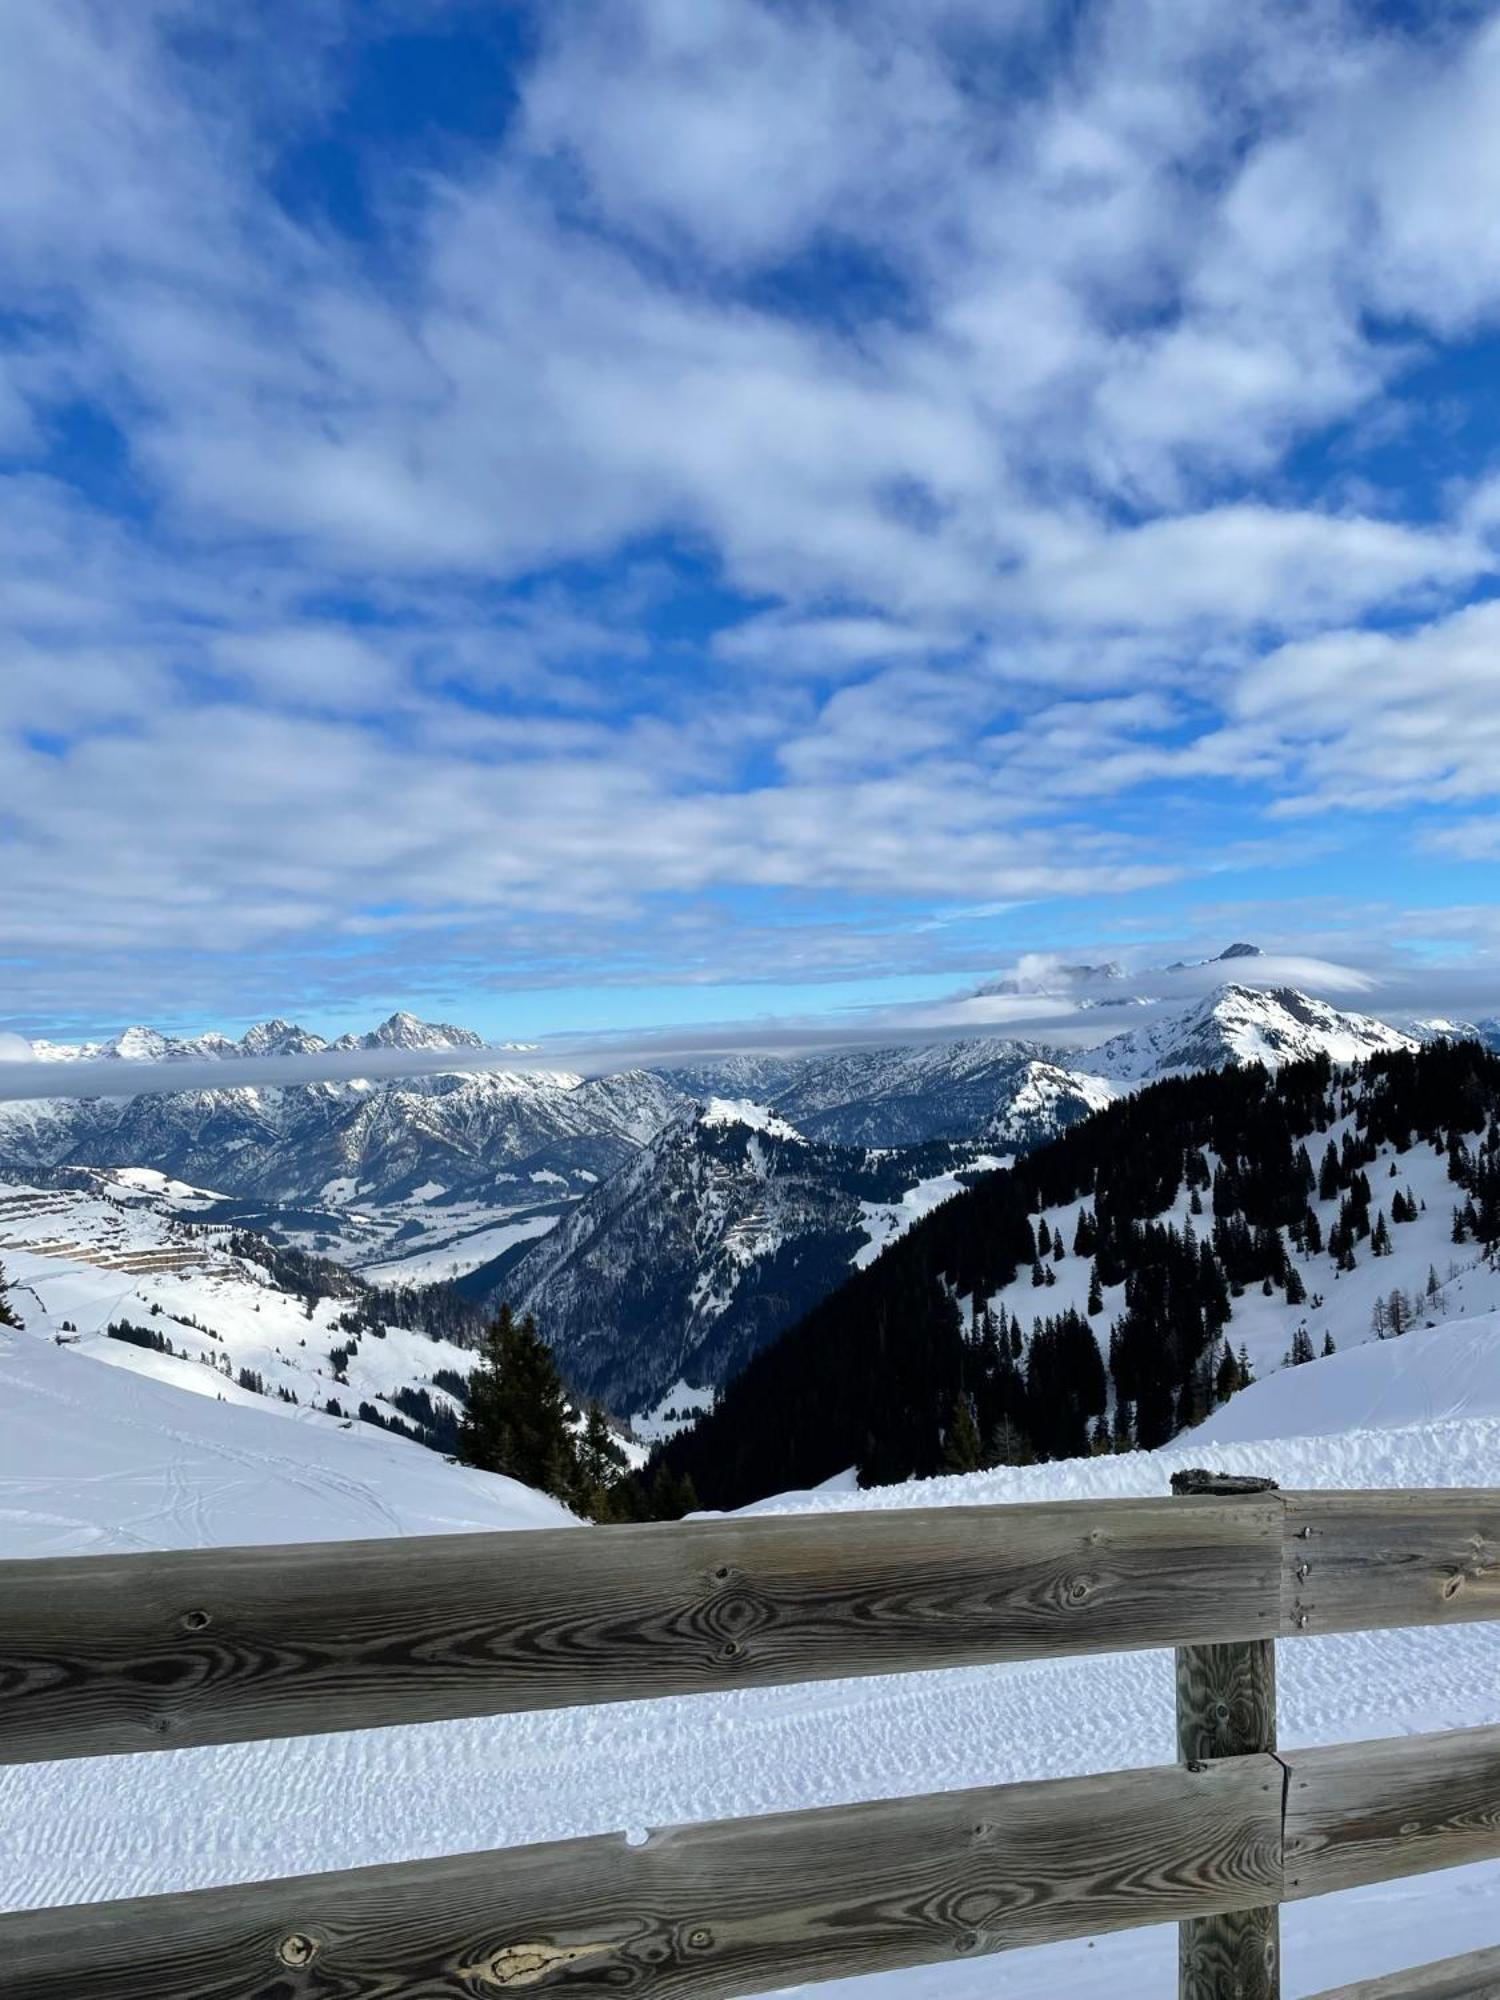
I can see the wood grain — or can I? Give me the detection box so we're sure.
[1175,1472,1281,2000]
[1281,1491,1500,1638]
[0,1754,1285,2000]
[1175,1644,1280,1998]
[1304,1943,1500,1998]
[1283,1725,1500,1900]
[0,1495,1283,1765]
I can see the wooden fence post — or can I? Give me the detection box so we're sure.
[1172,1469,1282,2000]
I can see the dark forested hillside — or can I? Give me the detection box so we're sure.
[643,1041,1500,1511]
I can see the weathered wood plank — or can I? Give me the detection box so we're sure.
[0,1754,1286,2000]
[0,1495,1283,1764]
[1304,1943,1500,1997]
[1177,1642,1281,2000]
[1282,1491,1500,1638]
[1283,1725,1500,1901]
[1174,1470,1281,2000]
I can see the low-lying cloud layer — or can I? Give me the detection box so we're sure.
[4,947,1495,1105]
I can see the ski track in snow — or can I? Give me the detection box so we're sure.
[6,1317,1500,1993]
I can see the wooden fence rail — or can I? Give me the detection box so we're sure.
[1307,1945,1500,1997]
[2,1481,1499,1999]
[3,1486,1498,1766]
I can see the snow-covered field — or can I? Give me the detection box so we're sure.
[0,1175,488,1436]
[4,1303,1500,1995]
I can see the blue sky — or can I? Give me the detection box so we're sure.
[3,0,1500,1044]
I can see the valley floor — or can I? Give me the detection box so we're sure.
[5,1314,1500,1994]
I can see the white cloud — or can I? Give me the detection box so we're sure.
[1236,598,1500,811]
[3,0,1500,1026]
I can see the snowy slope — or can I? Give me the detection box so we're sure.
[3,1335,1499,1999]
[971,1092,1500,1395]
[0,1322,572,1558]
[1195,1307,1500,1442]
[0,1176,490,1445]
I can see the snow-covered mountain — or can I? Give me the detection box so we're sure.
[332,1010,486,1053]
[0,983,1461,1386]
[509,1100,1004,1412]
[0,1012,691,1225]
[652,1036,1500,1507]
[500,985,1430,1419]
[1081,983,1415,1081]
[735,1044,1113,1148]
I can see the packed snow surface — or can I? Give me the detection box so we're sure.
[0,1324,572,1559]
[5,1302,1500,1996]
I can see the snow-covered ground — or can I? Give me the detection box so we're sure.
[0,1322,572,1559]
[4,1299,1500,1995]
[854,1154,1010,1269]
[351,1206,561,1284]
[0,1175,492,1438]
[632,1377,718,1445]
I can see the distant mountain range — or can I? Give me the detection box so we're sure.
[0,977,1478,1424]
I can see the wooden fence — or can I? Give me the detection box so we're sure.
[1,1473,1499,1999]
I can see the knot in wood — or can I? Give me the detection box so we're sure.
[180,1608,211,1632]
[687,1928,713,1950]
[277,1933,318,1967]
[457,1942,610,1988]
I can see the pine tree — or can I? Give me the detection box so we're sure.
[1286,1327,1315,1366]
[1371,1211,1392,1257]
[1284,1263,1306,1306]
[0,1258,19,1329]
[457,1305,581,1503]
[942,1392,984,1474]
[1087,1266,1104,1316]
[1322,1333,1336,1357]
[575,1402,626,1520]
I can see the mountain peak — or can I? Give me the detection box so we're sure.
[1085,982,1415,1082]
[108,1026,174,1061]
[1216,941,1263,960]
[334,1012,485,1053]
[237,1019,328,1057]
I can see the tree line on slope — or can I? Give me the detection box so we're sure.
[629,1040,1500,1513]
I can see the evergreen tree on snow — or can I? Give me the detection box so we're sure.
[0,1258,19,1328]
[457,1304,580,1503]
[942,1391,984,1474]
